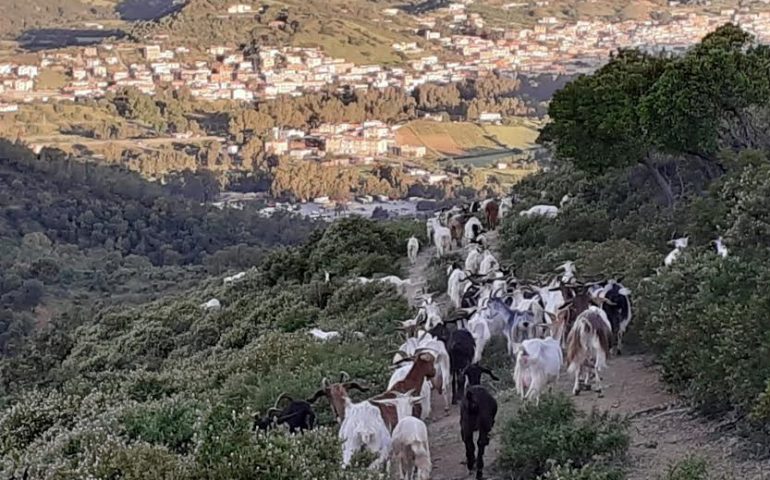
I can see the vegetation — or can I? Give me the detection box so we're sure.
[501,24,770,438]
[498,394,629,479]
[662,457,710,480]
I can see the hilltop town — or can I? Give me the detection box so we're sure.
[1,1,770,204]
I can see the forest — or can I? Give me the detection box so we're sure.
[2,22,770,480]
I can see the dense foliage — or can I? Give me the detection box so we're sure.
[498,394,629,479]
[501,24,770,436]
[0,214,420,478]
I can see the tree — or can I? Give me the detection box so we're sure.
[640,24,770,164]
[542,49,673,204]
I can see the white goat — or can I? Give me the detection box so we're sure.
[339,397,391,469]
[464,217,483,245]
[223,272,246,284]
[417,296,443,330]
[200,298,221,310]
[519,205,559,218]
[433,225,452,258]
[464,244,483,275]
[513,337,563,404]
[556,261,576,284]
[566,306,612,395]
[478,250,500,276]
[713,236,729,258]
[664,236,689,266]
[560,194,571,208]
[379,275,412,294]
[447,266,467,309]
[407,236,420,264]
[388,416,431,480]
[349,276,373,284]
[499,197,513,218]
[309,328,340,341]
[426,217,439,244]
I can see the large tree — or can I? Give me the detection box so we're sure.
[541,49,674,204]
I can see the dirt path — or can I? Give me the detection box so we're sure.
[404,230,768,480]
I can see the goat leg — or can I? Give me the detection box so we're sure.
[462,427,476,472]
[476,430,490,480]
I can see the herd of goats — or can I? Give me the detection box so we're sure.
[250,195,731,480]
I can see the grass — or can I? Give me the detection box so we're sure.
[396,120,541,160]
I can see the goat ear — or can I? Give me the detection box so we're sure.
[307,389,327,403]
[481,367,500,381]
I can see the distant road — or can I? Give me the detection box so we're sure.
[24,135,226,149]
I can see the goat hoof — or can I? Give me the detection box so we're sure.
[573,389,580,396]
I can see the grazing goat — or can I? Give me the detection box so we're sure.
[566,306,612,395]
[464,217,483,246]
[664,236,689,266]
[713,236,729,258]
[309,328,340,341]
[200,298,221,310]
[463,363,499,387]
[407,236,420,264]
[223,271,246,284]
[485,200,499,230]
[448,329,476,404]
[519,205,559,218]
[253,392,316,433]
[499,197,513,218]
[433,225,452,258]
[460,385,498,480]
[307,372,369,423]
[379,275,412,294]
[513,337,563,404]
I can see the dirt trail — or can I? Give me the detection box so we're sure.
[404,230,769,480]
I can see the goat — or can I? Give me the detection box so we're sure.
[485,200,499,230]
[484,296,536,357]
[478,250,499,276]
[417,295,443,330]
[465,243,483,275]
[448,329,476,404]
[449,214,467,248]
[426,217,440,244]
[460,385,498,480]
[407,236,420,264]
[372,350,437,431]
[566,306,612,395]
[307,372,369,423]
[224,271,246,284]
[309,328,340,341]
[433,225,452,258]
[597,281,632,355]
[513,337,563,405]
[464,217,483,246]
[200,298,221,310]
[306,375,384,469]
[713,236,728,258]
[560,194,571,208]
[389,358,433,420]
[556,261,576,284]
[253,392,316,433]
[499,197,513,218]
[447,265,468,309]
[379,275,412,295]
[519,204,559,218]
[664,236,689,266]
[418,335,452,413]
[387,415,431,480]
[462,363,499,387]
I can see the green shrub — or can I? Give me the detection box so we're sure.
[121,397,200,454]
[498,394,629,479]
[538,464,625,480]
[662,457,709,480]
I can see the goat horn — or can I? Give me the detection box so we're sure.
[321,377,330,389]
[273,392,292,410]
[339,371,351,383]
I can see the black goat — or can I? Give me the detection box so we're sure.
[447,329,475,404]
[460,385,498,480]
[462,363,499,387]
[253,393,316,433]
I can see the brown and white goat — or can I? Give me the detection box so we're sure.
[307,371,369,423]
[566,306,612,395]
[371,350,436,431]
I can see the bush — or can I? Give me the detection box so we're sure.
[498,394,629,479]
[121,397,200,454]
[538,464,624,480]
[662,457,709,480]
